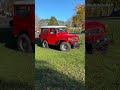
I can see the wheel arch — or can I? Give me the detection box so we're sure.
[18,31,31,41]
[57,40,67,45]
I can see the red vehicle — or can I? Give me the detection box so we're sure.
[85,20,111,54]
[10,1,35,52]
[39,26,80,51]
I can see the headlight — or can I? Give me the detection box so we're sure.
[70,37,78,41]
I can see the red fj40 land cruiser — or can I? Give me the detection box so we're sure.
[10,1,35,52]
[85,20,112,54]
[39,26,80,51]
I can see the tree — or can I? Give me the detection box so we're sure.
[58,20,65,26]
[0,0,32,16]
[72,4,85,27]
[86,0,120,17]
[0,0,16,15]
[65,18,73,27]
[48,16,59,26]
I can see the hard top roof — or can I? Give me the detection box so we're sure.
[41,26,67,28]
[14,0,34,5]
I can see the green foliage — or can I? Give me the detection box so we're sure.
[86,0,120,17]
[0,0,16,14]
[72,4,85,27]
[48,16,59,26]
[39,19,65,26]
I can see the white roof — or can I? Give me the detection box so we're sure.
[41,26,66,28]
[14,1,34,5]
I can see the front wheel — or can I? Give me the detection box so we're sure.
[60,42,71,51]
[18,34,33,53]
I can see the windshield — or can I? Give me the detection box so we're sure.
[56,28,67,32]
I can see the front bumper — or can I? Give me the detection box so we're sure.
[72,43,80,48]
[87,38,110,49]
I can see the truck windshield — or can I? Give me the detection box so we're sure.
[56,28,67,32]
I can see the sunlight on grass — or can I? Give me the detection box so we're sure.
[35,34,85,89]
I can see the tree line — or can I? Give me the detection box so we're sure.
[86,0,120,17]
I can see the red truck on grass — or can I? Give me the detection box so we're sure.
[39,26,80,51]
[85,20,112,54]
[10,1,35,52]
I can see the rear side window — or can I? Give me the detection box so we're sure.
[41,28,48,34]
[15,6,30,17]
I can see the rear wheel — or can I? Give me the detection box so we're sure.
[42,40,49,48]
[60,42,71,51]
[18,34,33,53]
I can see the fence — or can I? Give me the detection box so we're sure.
[68,27,84,34]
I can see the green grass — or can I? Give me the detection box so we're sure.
[0,28,34,89]
[86,18,120,90]
[35,34,85,90]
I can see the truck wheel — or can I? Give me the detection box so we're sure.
[18,34,33,53]
[42,40,49,48]
[60,42,71,51]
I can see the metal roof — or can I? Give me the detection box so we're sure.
[14,0,34,5]
[41,26,67,28]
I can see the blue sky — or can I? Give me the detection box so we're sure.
[35,0,85,21]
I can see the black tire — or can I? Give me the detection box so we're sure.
[42,40,49,48]
[18,34,33,53]
[60,42,71,51]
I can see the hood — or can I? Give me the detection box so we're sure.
[58,33,80,41]
[57,33,79,39]
[85,20,104,30]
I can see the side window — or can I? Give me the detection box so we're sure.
[50,28,56,34]
[41,28,48,34]
[15,6,30,17]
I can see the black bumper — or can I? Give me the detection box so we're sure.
[86,39,109,49]
[73,43,80,48]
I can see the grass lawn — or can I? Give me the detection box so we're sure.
[0,28,34,89]
[35,34,85,90]
[86,18,120,90]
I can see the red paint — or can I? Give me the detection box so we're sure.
[13,3,35,43]
[40,26,80,45]
[85,20,108,41]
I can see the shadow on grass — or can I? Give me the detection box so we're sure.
[0,28,18,50]
[35,38,59,50]
[0,79,34,90]
[35,60,85,90]
[0,28,34,89]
